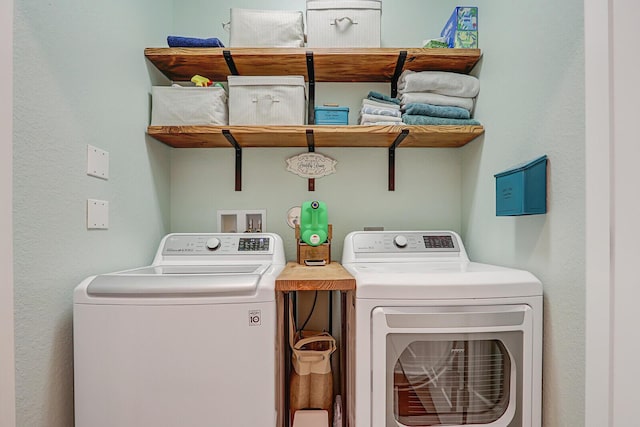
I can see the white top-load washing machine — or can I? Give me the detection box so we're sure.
[342,231,543,427]
[74,233,285,427]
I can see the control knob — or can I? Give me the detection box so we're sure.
[206,237,221,251]
[393,235,408,248]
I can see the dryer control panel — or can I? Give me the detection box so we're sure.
[350,231,461,254]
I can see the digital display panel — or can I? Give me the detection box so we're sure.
[423,235,455,249]
[238,237,270,251]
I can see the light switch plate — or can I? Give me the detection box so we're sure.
[87,145,109,180]
[87,199,109,229]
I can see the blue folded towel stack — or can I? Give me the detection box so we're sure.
[167,36,224,48]
[403,103,471,120]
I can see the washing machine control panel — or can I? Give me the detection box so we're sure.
[162,234,272,255]
[352,232,460,253]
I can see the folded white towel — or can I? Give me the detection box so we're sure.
[360,105,402,118]
[359,113,403,124]
[400,92,475,112]
[362,98,401,110]
[398,70,480,98]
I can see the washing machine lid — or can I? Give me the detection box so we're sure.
[119,264,268,275]
[344,261,542,299]
[84,264,269,298]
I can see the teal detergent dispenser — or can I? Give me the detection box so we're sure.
[299,200,328,247]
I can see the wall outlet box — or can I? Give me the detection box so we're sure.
[217,209,266,233]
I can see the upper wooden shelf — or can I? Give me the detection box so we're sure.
[147,124,484,148]
[144,47,482,82]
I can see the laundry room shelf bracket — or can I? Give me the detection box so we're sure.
[391,50,407,98]
[306,129,316,191]
[223,50,239,75]
[222,129,242,191]
[388,129,410,191]
[306,51,316,125]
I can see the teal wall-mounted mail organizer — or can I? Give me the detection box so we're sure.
[494,155,548,216]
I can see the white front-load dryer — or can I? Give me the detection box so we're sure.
[342,231,543,427]
[73,233,285,427]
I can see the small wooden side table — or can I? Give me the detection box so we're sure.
[275,262,355,427]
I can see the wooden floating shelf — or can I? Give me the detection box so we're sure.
[144,47,482,82]
[147,125,485,149]
[144,47,484,191]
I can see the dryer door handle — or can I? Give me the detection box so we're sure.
[372,304,532,332]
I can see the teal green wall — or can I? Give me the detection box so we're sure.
[13,1,172,425]
[170,147,462,261]
[460,1,585,425]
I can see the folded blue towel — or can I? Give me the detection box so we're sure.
[368,91,401,105]
[402,114,481,126]
[167,36,224,48]
[403,103,471,120]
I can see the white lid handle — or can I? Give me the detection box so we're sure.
[331,16,358,25]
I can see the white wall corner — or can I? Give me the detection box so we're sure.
[0,0,16,424]
[584,0,613,426]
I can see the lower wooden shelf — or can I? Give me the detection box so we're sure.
[146,125,484,191]
[147,124,484,148]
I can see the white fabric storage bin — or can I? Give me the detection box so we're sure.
[151,86,228,126]
[306,0,382,47]
[228,76,307,125]
[228,8,305,47]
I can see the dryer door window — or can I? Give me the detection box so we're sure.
[370,305,533,427]
[390,338,512,426]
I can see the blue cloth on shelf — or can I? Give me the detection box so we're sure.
[367,91,401,105]
[402,114,481,126]
[403,103,471,120]
[167,36,224,48]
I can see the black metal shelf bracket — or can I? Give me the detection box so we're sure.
[391,50,408,98]
[306,129,315,191]
[388,129,410,191]
[222,129,242,191]
[306,51,316,125]
[223,50,239,75]
[306,129,315,153]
